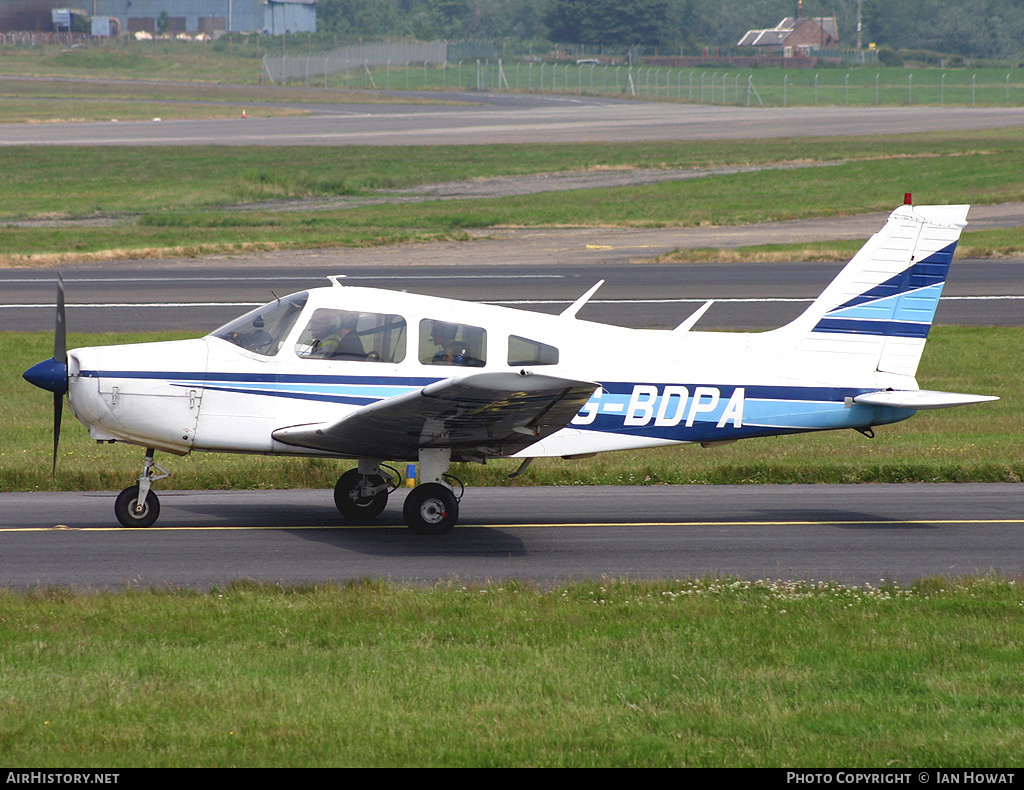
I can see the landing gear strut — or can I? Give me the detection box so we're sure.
[114,448,169,528]
[334,461,394,520]
[403,483,459,535]
[334,453,461,534]
[403,448,460,535]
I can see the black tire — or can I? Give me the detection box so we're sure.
[334,469,389,520]
[114,484,160,528]
[402,483,459,535]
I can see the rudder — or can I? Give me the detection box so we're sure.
[770,203,969,378]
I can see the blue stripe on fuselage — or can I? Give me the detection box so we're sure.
[77,369,436,406]
[78,370,439,388]
[570,381,913,442]
[79,370,913,442]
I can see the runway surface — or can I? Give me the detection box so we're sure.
[2,484,1022,589]
[3,91,1024,146]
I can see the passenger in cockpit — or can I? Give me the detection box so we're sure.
[429,321,467,365]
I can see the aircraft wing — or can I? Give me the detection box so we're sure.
[272,371,598,461]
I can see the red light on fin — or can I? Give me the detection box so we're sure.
[904,193,913,205]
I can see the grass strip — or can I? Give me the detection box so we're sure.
[0,97,306,124]
[2,130,1021,218]
[4,43,1024,108]
[4,130,1024,263]
[2,326,1018,493]
[657,228,1024,264]
[0,41,268,85]
[1,577,1022,767]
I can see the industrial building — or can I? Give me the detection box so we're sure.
[0,0,316,36]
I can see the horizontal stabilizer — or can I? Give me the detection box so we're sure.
[853,390,999,410]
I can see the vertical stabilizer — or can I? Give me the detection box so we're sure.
[771,203,969,378]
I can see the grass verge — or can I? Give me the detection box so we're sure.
[1,577,1022,767]
[4,129,1024,264]
[656,228,1024,264]
[2,326,1018,492]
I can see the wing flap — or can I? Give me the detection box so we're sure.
[272,371,598,460]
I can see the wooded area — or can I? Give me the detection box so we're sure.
[315,0,1024,60]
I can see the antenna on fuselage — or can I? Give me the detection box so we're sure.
[673,300,715,333]
[327,275,348,287]
[560,280,604,319]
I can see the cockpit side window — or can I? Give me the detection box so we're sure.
[419,319,486,367]
[211,292,308,356]
[295,309,407,363]
[508,335,559,366]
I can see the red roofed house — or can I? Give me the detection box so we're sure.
[738,2,838,56]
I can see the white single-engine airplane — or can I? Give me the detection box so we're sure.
[24,200,997,534]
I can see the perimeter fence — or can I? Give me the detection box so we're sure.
[262,40,495,87]
[262,51,1024,108]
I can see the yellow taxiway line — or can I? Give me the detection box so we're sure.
[3,518,1023,533]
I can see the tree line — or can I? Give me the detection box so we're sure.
[315,0,1024,60]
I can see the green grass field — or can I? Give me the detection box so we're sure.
[2,577,1023,767]
[5,126,1024,264]
[9,131,1014,217]
[0,39,268,83]
[5,41,1024,108]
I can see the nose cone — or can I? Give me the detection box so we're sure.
[24,357,68,395]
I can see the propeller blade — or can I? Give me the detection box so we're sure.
[52,274,66,476]
[55,272,66,366]
[52,392,63,476]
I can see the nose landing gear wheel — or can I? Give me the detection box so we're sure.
[403,483,459,535]
[114,484,160,528]
[334,469,389,520]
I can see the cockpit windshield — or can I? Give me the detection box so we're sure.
[210,292,308,356]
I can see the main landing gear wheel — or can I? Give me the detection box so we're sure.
[114,484,160,528]
[403,483,459,535]
[334,469,389,520]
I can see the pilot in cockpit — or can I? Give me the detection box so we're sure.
[297,310,365,360]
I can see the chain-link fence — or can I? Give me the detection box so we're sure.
[262,40,497,86]
[263,46,1024,108]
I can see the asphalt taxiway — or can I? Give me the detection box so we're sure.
[2,484,1021,589]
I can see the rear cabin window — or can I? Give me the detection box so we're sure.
[419,319,486,367]
[508,335,559,366]
[295,309,407,363]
